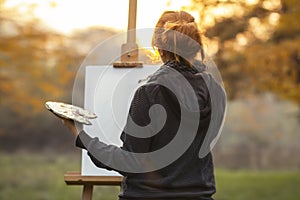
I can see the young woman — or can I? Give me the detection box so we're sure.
[62,11,220,200]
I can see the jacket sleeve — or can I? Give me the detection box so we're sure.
[75,131,117,172]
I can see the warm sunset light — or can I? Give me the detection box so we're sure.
[1,0,300,199]
[4,0,193,34]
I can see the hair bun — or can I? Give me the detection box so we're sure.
[164,22,179,30]
[178,11,195,23]
[152,10,204,62]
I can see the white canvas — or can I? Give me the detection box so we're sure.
[82,65,160,176]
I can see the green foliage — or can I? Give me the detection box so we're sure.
[1,153,299,200]
[215,169,300,200]
[0,153,120,200]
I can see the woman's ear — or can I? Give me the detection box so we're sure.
[158,49,168,63]
[158,49,164,56]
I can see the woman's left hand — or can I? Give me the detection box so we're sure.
[61,118,81,137]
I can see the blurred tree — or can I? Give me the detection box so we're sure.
[0,1,83,151]
[242,0,300,102]
[192,0,300,166]
[0,1,120,151]
[189,0,300,167]
[0,1,81,117]
[190,0,300,102]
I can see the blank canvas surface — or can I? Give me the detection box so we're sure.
[82,65,160,176]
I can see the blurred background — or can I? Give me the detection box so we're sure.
[0,0,299,199]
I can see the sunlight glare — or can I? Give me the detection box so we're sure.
[269,12,280,26]
[203,14,215,27]
[262,0,282,11]
[236,33,248,46]
[249,17,270,41]
[212,5,244,18]
[245,0,259,5]
[4,0,193,34]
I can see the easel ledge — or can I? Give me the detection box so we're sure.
[64,171,123,200]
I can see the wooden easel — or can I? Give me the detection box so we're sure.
[64,172,122,200]
[64,0,141,199]
[113,0,143,68]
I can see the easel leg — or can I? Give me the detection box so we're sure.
[82,184,93,200]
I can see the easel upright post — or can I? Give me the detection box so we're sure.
[114,0,143,67]
[127,0,137,44]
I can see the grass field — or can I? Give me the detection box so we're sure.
[0,153,299,200]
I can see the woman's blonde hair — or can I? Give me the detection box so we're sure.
[152,11,204,65]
